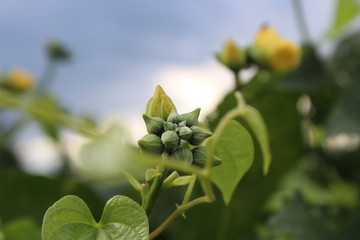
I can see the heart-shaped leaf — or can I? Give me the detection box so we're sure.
[210,120,254,204]
[42,195,149,240]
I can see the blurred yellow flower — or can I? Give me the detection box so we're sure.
[253,25,301,71]
[254,25,281,57]
[268,39,301,71]
[217,37,246,72]
[7,68,35,91]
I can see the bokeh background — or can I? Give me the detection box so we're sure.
[1,0,337,174]
[1,0,360,239]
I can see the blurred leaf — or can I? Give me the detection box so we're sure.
[42,195,148,240]
[211,120,254,204]
[267,194,360,240]
[0,169,104,225]
[327,31,360,137]
[77,124,147,182]
[325,0,360,38]
[267,168,359,212]
[2,217,41,240]
[0,90,100,138]
[40,121,59,141]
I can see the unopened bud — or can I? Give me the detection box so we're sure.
[188,126,213,145]
[1,68,35,92]
[172,148,193,165]
[179,126,192,140]
[178,121,187,127]
[181,108,200,126]
[47,41,71,61]
[216,38,246,72]
[268,39,301,71]
[138,134,164,154]
[192,146,222,167]
[167,109,182,123]
[161,131,180,151]
[142,114,164,135]
[146,85,176,120]
[164,121,176,131]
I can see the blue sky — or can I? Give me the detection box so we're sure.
[1,0,334,115]
[0,0,336,174]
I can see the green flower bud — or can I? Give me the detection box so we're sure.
[138,134,164,154]
[146,85,176,120]
[167,109,182,123]
[178,121,187,127]
[164,121,176,131]
[188,126,213,145]
[179,126,192,140]
[46,41,71,61]
[216,38,246,72]
[161,131,180,151]
[192,146,222,167]
[180,108,200,126]
[142,114,164,135]
[172,148,193,165]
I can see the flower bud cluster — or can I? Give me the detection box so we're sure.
[216,25,301,73]
[139,107,220,167]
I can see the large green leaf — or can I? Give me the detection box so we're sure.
[42,195,149,240]
[211,120,254,204]
[325,0,360,37]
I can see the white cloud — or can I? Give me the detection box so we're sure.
[155,60,234,118]
[14,135,62,175]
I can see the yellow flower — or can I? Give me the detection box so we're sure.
[253,25,301,71]
[268,39,301,71]
[217,38,246,72]
[254,25,281,57]
[7,68,35,91]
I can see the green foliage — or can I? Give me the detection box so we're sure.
[1,217,41,240]
[325,0,360,37]
[42,195,149,240]
[267,194,360,240]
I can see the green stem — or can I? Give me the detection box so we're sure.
[142,165,167,216]
[291,0,311,43]
[234,71,242,91]
[149,196,210,239]
[182,174,197,205]
[39,58,57,92]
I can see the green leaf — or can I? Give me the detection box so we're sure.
[210,120,254,204]
[241,106,272,175]
[42,195,149,240]
[2,217,41,240]
[325,0,360,38]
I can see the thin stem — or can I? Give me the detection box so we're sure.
[149,196,211,240]
[234,71,242,91]
[182,174,197,205]
[39,59,57,92]
[291,0,311,43]
[142,165,167,216]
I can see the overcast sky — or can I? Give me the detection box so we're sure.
[0,0,336,174]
